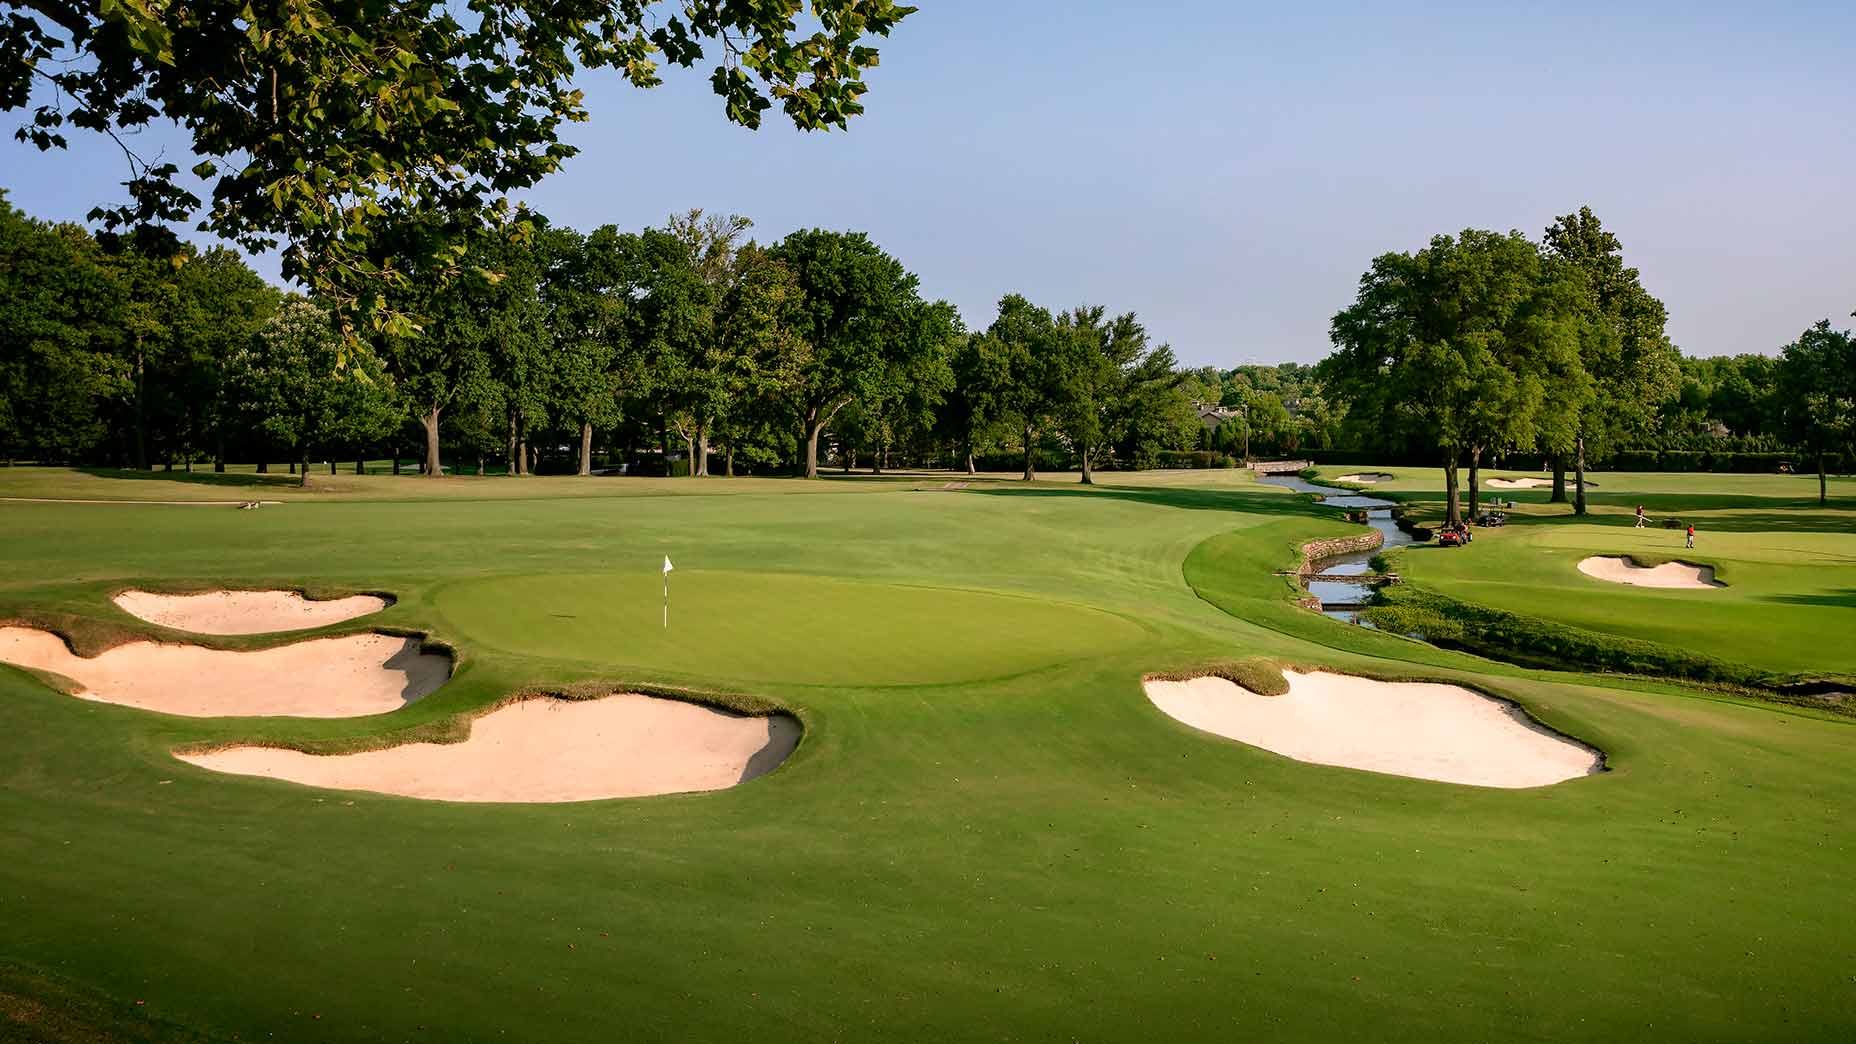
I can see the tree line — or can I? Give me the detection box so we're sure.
[1317,207,1855,515]
[1,195,1215,479]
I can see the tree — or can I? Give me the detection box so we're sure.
[939,332,1011,474]
[833,298,958,472]
[709,242,804,476]
[1777,320,1856,505]
[1542,207,1680,512]
[0,192,128,462]
[1051,307,1173,483]
[226,300,397,476]
[1323,229,1585,525]
[984,294,1059,481]
[662,210,752,476]
[165,246,280,471]
[539,226,631,475]
[768,229,931,478]
[377,232,503,475]
[6,0,917,336]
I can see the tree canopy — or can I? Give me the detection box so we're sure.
[4,0,917,334]
[1323,228,1586,523]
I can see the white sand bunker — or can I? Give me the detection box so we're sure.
[1577,556,1722,589]
[114,588,389,634]
[177,694,800,802]
[1486,476,1599,489]
[1336,472,1394,483]
[1143,670,1599,788]
[0,627,447,717]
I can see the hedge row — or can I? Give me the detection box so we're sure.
[1154,450,1241,469]
[1603,449,1847,473]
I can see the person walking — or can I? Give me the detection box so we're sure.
[1685,524,1695,549]
[1635,505,1646,528]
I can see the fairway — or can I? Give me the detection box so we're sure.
[2,467,1854,1043]
[436,569,1148,685]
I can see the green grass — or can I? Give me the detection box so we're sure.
[2,465,1854,1042]
[435,570,1147,686]
[1315,466,1856,681]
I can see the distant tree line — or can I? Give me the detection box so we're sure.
[1317,207,1854,517]
[1,194,1225,479]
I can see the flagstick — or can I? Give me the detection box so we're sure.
[663,570,668,629]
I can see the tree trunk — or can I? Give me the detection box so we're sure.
[804,420,824,479]
[214,435,225,473]
[1079,443,1094,485]
[392,444,401,476]
[355,458,364,475]
[329,459,337,475]
[421,406,442,477]
[726,447,736,477]
[257,461,268,474]
[1467,445,1482,522]
[507,414,519,475]
[288,461,296,475]
[695,426,710,477]
[843,447,854,474]
[1573,435,1588,515]
[578,421,593,476]
[1549,456,1567,503]
[1820,449,1828,506]
[1022,423,1036,481]
[964,440,976,476]
[132,341,148,470]
[1443,457,1462,525]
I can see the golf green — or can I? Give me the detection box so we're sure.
[435,570,1146,684]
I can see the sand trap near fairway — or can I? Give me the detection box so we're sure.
[1577,556,1722,589]
[1336,472,1395,484]
[1143,670,1599,788]
[0,627,447,717]
[114,589,389,634]
[1485,476,1599,489]
[177,694,800,802]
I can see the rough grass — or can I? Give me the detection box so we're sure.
[2,465,1855,1043]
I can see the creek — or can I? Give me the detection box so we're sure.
[1258,474,1419,625]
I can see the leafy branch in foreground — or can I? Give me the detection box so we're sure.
[2,0,916,334]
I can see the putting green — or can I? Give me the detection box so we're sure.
[435,570,1146,685]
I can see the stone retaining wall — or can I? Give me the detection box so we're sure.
[1298,531,1384,574]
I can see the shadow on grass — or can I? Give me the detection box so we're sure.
[75,467,299,489]
[963,482,1340,518]
[1762,590,1856,609]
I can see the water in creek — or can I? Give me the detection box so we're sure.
[1258,474,1419,623]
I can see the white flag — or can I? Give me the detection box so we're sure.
[663,556,674,574]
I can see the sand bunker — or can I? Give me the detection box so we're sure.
[1485,476,1599,489]
[1577,556,1722,589]
[1336,472,1394,484]
[0,627,447,717]
[114,589,389,634]
[177,694,800,802]
[1143,670,1599,788]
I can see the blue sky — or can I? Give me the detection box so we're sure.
[5,1,1852,365]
